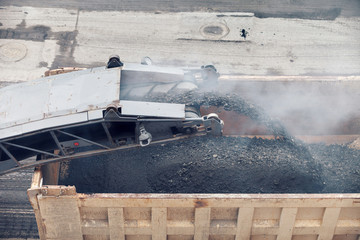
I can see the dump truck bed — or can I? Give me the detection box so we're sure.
[24,75,360,240]
[28,167,360,240]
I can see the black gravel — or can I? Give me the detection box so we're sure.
[308,143,360,193]
[58,92,359,194]
[58,135,360,194]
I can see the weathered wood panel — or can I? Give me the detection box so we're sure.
[28,169,360,240]
[38,196,82,239]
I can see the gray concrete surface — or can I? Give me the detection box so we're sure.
[0,6,360,85]
[1,0,360,18]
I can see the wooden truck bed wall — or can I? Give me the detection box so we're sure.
[28,167,360,240]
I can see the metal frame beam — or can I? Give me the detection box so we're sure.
[0,143,21,166]
[0,132,206,175]
[1,141,60,158]
[50,131,66,156]
[0,113,220,175]
[101,122,115,146]
[57,130,110,149]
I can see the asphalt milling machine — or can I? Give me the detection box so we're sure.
[1,55,359,240]
[0,56,224,175]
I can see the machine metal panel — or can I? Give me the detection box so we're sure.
[121,100,185,118]
[121,63,185,85]
[0,112,88,139]
[123,63,184,75]
[87,109,104,120]
[0,67,121,139]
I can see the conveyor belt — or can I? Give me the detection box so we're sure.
[0,110,223,175]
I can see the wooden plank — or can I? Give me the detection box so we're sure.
[27,191,46,240]
[277,208,298,240]
[84,235,110,240]
[253,207,281,220]
[124,219,152,235]
[333,235,359,240]
[167,207,194,221]
[126,236,151,240]
[194,208,210,240]
[28,167,45,239]
[152,207,167,240]
[108,208,125,240]
[293,219,321,234]
[124,225,152,235]
[81,207,108,220]
[124,207,151,220]
[235,207,254,240]
[168,236,193,240]
[38,196,83,239]
[95,197,355,208]
[335,219,360,234]
[210,219,237,235]
[317,207,341,240]
[252,220,279,235]
[211,207,238,220]
[31,167,42,188]
[291,236,318,240]
[79,194,360,208]
[296,208,324,220]
[33,207,46,240]
[40,185,76,196]
[167,220,194,235]
[82,224,109,235]
[338,207,360,220]
[28,189,360,239]
[77,193,360,200]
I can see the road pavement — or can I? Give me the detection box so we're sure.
[0,6,359,85]
[1,0,359,18]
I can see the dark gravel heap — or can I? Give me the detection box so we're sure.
[58,92,359,194]
[308,143,360,193]
[145,136,325,193]
[58,135,360,194]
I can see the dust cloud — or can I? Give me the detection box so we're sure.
[217,78,360,135]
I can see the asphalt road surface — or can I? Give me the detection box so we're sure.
[0,1,360,84]
[1,0,360,18]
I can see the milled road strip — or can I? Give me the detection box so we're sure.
[0,6,359,84]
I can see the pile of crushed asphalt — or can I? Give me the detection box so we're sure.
[59,92,360,194]
[58,135,360,194]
